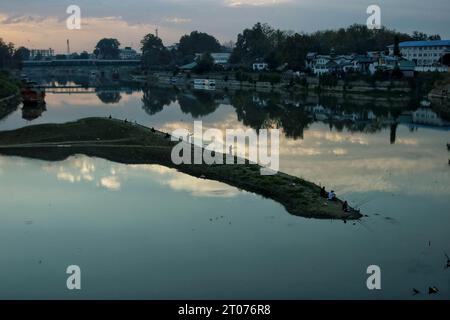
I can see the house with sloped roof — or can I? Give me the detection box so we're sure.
[179,61,198,71]
[308,53,356,75]
[398,60,416,77]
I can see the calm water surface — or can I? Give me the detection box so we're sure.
[0,86,449,299]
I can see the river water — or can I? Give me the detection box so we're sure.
[0,86,449,299]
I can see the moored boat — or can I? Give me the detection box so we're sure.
[21,81,45,106]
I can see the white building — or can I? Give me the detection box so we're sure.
[388,40,450,67]
[119,47,139,60]
[253,62,269,71]
[306,53,360,75]
[30,48,54,60]
[412,108,450,126]
[195,52,231,66]
[211,53,231,65]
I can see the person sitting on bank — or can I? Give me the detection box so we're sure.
[320,186,327,198]
[328,190,337,201]
[342,201,350,212]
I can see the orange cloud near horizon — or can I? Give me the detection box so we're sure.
[0,12,183,53]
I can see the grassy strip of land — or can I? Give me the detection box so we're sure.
[0,73,21,120]
[0,73,21,99]
[0,118,362,220]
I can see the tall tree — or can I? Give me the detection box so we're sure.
[194,53,214,74]
[231,23,276,64]
[0,38,15,69]
[178,31,222,56]
[95,38,121,59]
[428,34,441,41]
[279,33,312,70]
[411,31,428,41]
[13,47,30,61]
[141,33,172,68]
[393,35,401,56]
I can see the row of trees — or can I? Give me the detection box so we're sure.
[140,31,224,69]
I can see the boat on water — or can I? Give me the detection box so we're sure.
[21,81,45,106]
[193,79,216,91]
[420,100,432,107]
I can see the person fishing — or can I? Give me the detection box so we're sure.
[342,201,350,212]
[320,186,327,198]
[328,190,337,201]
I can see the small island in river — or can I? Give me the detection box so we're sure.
[0,117,362,220]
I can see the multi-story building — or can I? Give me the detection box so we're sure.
[119,47,139,60]
[30,48,54,60]
[195,52,231,66]
[306,53,369,75]
[388,40,450,67]
[252,62,269,71]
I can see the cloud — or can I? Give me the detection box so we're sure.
[224,0,291,7]
[100,176,121,191]
[130,164,240,198]
[44,157,123,191]
[332,148,348,156]
[0,13,182,52]
[164,16,192,24]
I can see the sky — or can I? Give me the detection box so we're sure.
[0,0,449,53]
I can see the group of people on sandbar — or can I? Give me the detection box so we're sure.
[320,187,350,212]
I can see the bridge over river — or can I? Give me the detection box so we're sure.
[23,59,140,68]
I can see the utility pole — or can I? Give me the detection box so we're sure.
[67,39,71,55]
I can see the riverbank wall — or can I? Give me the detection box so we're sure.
[0,93,20,120]
[150,72,413,94]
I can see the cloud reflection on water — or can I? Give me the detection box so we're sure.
[38,156,240,197]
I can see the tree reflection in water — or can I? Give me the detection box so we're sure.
[140,86,450,142]
[142,86,177,115]
[96,91,122,104]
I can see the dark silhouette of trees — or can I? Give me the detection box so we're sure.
[78,51,90,59]
[141,87,177,115]
[393,36,401,57]
[178,31,222,56]
[141,34,172,68]
[441,53,450,66]
[13,47,30,62]
[231,23,277,65]
[96,91,122,104]
[178,91,220,118]
[95,38,121,59]
[0,38,15,69]
[194,53,214,74]
[0,39,30,69]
